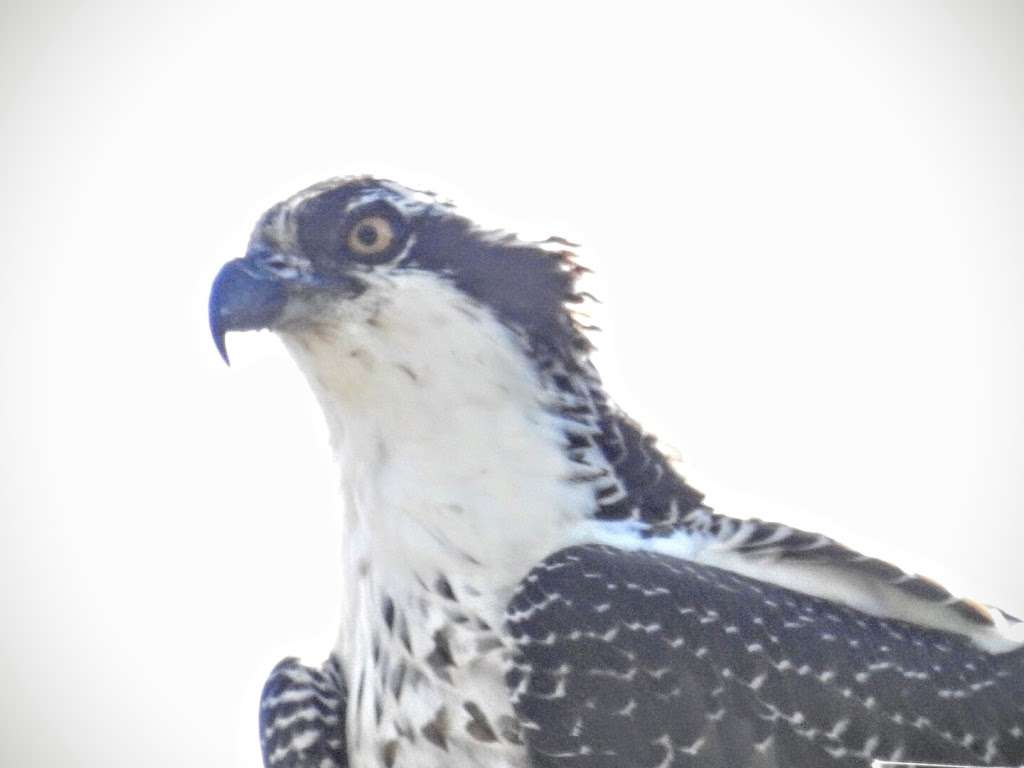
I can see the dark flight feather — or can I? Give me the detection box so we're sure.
[507,545,1024,768]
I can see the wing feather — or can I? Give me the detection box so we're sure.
[259,655,348,768]
[506,545,1024,768]
[618,507,1023,652]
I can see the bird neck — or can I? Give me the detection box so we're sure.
[534,338,708,535]
[279,269,705,631]
[279,274,598,622]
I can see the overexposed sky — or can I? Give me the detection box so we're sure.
[2,1,1023,765]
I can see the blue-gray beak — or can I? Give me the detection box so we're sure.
[209,258,288,365]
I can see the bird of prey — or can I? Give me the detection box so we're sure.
[209,177,1024,768]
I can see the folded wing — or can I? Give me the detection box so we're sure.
[506,544,1024,768]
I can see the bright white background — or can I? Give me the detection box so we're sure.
[2,1,1022,765]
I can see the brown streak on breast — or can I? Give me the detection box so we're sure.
[380,738,399,767]
[420,706,449,751]
[463,701,499,742]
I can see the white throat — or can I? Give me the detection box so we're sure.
[280,270,595,627]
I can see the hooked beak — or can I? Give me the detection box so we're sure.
[208,257,288,365]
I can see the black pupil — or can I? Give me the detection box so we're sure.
[356,223,380,247]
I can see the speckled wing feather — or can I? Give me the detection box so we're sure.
[679,508,1017,638]
[571,394,1018,648]
[506,545,1024,768]
[259,655,348,768]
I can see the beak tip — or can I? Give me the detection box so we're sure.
[214,331,231,366]
[208,293,232,366]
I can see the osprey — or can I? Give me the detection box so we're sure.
[210,177,1024,768]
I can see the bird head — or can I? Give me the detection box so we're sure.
[209,177,588,368]
[209,178,604,587]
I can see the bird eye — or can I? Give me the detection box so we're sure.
[347,215,396,259]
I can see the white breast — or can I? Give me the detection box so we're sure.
[279,269,595,766]
[282,270,593,605]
